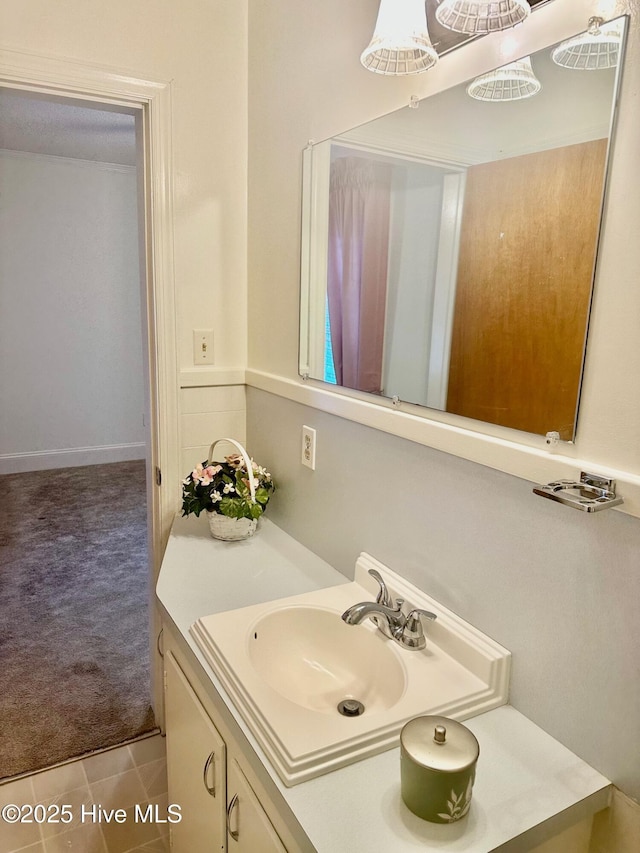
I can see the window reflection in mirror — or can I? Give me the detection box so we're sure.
[300,16,627,441]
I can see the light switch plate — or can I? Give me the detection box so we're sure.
[193,329,214,364]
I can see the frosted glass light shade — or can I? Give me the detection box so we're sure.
[435,0,530,35]
[361,0,438,75]
[551,17,621,71]
[467,56,541,101]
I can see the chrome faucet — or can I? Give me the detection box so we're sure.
[341,569,437,650]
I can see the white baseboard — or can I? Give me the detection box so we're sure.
[0,443,146,475]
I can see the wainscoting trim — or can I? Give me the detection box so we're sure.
[180,367,246,387]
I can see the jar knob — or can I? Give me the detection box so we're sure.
[433,725,447,744]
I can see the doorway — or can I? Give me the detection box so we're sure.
[0,69,175,778]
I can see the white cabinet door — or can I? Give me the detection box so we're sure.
[227,758,287,852]
[165,651,227,852]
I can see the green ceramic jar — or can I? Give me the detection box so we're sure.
[400,715,479,823]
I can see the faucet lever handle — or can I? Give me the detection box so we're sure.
[401,608,438,650]
[368,568,392,607]
[406,608,437,625]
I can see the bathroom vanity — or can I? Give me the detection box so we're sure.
[156,515,611,852]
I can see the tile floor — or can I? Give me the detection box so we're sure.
[0,734,168,853]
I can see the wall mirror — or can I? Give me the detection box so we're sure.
[299,16,627,441]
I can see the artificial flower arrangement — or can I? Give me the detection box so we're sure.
[181,453,275,522]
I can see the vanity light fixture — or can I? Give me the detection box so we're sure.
[467,55,541,101]
[435,0,530,35]
[551,17,621,71]
[360,0,438,75]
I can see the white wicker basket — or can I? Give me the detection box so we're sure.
[205,438,259,541]
[207,512,258,541]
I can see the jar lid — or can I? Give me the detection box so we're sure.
[400,715,479,773]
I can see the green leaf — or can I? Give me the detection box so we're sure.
[248,502,264,520]
[219,496,246,519]
[234,478,250,499]
[254,487,270,505]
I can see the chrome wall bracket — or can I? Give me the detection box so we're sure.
[533,471,623,513]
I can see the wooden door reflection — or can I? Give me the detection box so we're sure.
[447,138,607,438]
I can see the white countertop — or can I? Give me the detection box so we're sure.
[156,514,611,853]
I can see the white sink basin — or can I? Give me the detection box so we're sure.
[247,605,406,713]
[191,553,510,786]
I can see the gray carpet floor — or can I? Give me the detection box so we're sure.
[0,460,155,780]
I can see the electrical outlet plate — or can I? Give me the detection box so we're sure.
[301,425,316,470]
[193,329,214,364]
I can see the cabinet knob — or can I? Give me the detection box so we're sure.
[202,751,216,797]
[227,793,239,841]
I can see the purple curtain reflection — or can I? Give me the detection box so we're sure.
[327,156,391,394]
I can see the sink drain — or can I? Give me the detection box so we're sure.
[337,699,365,717]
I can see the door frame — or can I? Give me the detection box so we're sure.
[0,47,180,719]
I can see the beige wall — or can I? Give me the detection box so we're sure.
[1,0,248,371]
[0,0,249,470]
